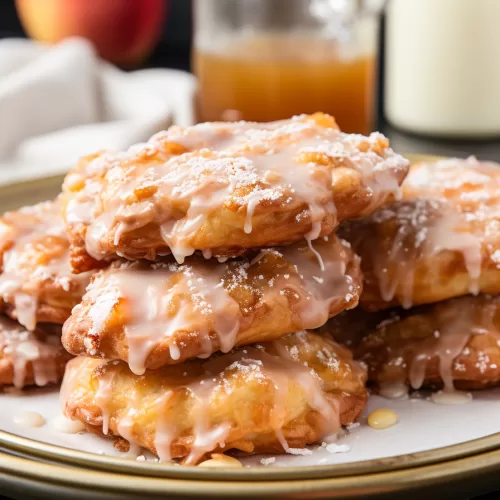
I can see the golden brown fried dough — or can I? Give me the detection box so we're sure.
[61,330,367,464]
[62,113,409,273]
[341,157,500,311]
[62,236,362,374]
[0,200,93,330]
[333,295,500,392]
[0,315,69,389]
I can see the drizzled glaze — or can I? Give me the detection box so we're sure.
[51,415,86,433]
[404,156,500,279]
[430,390,472,405]
[63,114,409,265]
[356,295,500,398]
[61,331,367,464]
[359,199,481,308]
[0,200,92,330]
[378,381,408,400]
[64,236,361,375]
[94,370,115,435]
[342,157,500,309]
[0,315,65,389]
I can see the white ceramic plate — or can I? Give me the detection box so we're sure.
[2,387,500,468]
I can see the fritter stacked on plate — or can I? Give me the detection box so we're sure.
[56,113,409,463]
[334,157,500,398]
[0,199,89,388]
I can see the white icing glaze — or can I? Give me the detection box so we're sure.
[403,157,500,281]
[94,370,116,435]
[430,390,472,405]
[85,261,240,376]
[0,315,63,389]
[0,200,91,330]
[344,157,500,309]
[277,239,359,328]
[51,415,86,433]
[404,156,498,194]
[13,411,45,428]
[64,116,408,264]
[379,381,408,400]
[78,237,359,375]
[367,199,482,309]
[407,299,497,393]
[365,296,500,400]
[90,334,347,464]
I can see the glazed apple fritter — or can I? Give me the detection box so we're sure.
[62,236,362,375]
[62,113,409,273]
[341,157,500,311]
[61,330,367,464]
[0,315,69,389]
[0,199,93,330]
[329,295,500,392]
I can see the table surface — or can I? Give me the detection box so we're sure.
[380,120,500,161]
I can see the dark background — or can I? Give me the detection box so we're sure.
[0,0,193,71]
[0,2,498,499]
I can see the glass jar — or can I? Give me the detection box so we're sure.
[193,0,384,134]
[385,0,500,139]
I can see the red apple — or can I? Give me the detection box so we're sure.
[15,0,167,65]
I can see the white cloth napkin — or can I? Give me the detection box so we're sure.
[0,37,196,185]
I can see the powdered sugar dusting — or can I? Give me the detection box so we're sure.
[73,234,362,375]
[342,156,500,308]
[65,114,408,264]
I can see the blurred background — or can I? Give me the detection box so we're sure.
[0,2,499,498]
[0,0,499,187]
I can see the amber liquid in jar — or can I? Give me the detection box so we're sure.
[194,36,376,134]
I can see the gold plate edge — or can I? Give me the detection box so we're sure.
[1,445,500,498]
[1,427,500,481]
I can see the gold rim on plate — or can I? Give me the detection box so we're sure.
[0,427,500,481]
[1,443,500,498]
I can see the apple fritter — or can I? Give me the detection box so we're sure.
[61,113,409,273]
[0,315,69,389]
[62,236,362,375]
[341,157,500,311]
[0,199,93,330]
[330,295,500,392]
[61,330,367,464]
